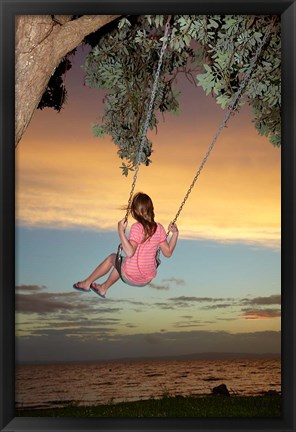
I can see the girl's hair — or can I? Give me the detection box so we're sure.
[130,192,157,240]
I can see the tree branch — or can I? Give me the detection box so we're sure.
[53,15,121,59]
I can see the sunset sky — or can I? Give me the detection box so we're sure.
[15,24,281,363]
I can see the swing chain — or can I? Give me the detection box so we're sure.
[171,20,274,227]
[125,15,172,221]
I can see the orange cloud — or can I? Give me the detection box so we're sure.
[241,309,281,320]
[16,85,280,250]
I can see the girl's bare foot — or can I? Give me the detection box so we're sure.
[90,283,106,298]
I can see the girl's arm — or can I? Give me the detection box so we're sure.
[118,218,137,257]
[159,223,179,257]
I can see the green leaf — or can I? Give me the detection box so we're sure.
[92,124,106,137]
[83,13,281,172]
[118,17,131,30]
[209,18,219,29]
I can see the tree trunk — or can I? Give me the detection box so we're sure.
[15,15,120,147]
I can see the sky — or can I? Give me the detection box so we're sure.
[15,22,281,363]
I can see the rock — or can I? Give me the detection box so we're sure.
[262,390,280,396]
[212,383,230,396]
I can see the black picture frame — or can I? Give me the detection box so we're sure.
[0,1,295,431]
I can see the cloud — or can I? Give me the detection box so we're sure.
[16,329,281,363]
[241,295,281,306]
[166,295,282,315]
[16,43,280,252]
[169,296,234,303]
[162,278,185,286]
[16,293,77,314]
[173,315,205,329]
[202,303,235,310]
[165,296,236,309]
[149,282,169,291]
[16,285,47,292]
[239,295,281,320]
[174,322,203,328]
[46,317,122,328]
[126,323,138,328]
[15,290,122,315]
[29,327,117,337]
[15,314,126,340]
[119,299,146,306]
[241,308,281,320]
[154,302,176,310]
[144,334,164,345]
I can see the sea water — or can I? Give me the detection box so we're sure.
[15,357,281,410]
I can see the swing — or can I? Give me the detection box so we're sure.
[116,16,273,286]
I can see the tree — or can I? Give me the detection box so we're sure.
[83,15,281,175]
[15,14,120,147]
[16,14,280,168]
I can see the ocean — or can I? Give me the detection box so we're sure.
[15,357,281,411]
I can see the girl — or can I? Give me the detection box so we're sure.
[73,192,179,297]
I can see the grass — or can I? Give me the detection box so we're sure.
[16,395,281,418]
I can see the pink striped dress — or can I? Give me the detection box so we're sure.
[121,222,167,284]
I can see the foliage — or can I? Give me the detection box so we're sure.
[39,15,280,174]
[193,15,281,147]
[38,51,76,112]
[83,15,195,175]
[83,15,281,175]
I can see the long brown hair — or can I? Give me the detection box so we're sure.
[130,192,157,240]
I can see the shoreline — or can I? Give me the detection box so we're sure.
[16,394,281,418]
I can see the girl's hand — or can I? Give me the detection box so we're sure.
[168,222,178,234]
[118,218,128,233]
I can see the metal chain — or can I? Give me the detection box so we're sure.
[125,15,172,220]
[171,22,273,227]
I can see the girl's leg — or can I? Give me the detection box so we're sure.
[75,253,117,290]
[91,267,120,297]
